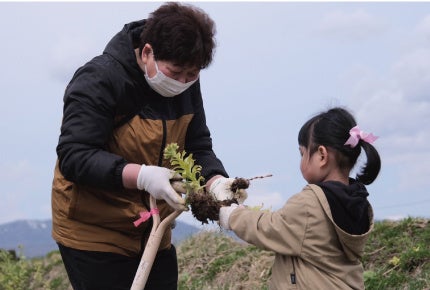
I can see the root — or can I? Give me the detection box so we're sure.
[164,143,272,224]
[230,178,250,193]
[188,192,237,224]
[188,177,251,224]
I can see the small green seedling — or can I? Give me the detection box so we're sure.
[164,143,272,224]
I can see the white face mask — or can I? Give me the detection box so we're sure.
[144,61,198,97]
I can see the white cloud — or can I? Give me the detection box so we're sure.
[0,161,34,223]
[383,214,408,221]
[391,48,430,102]
[0,161,51,224]
[0,188,26,223]
[354,87,429,139]
[49,35,100,82]
[317,9,386,41]
[348,85,429,194]
[395,152,430,190]
[245,189,285,211]
[415,13,430,39]
[341,49,430,158]
[1,160,34,182]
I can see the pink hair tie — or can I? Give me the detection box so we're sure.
[344,125,378,148]
[133,208,159,227]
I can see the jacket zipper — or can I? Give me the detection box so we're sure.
[290,257,297,285]
[140,119,167,253]
[158,119,167,166]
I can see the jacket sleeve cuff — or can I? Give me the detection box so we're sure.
[113,161,128,189]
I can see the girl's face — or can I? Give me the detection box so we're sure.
[300,145,350,185]
[299,145,325,184]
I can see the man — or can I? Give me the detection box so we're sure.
[52,2,245,289]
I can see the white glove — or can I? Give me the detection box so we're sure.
[137,165,187,211]
[219,204,239,230]
[209,177,248,204]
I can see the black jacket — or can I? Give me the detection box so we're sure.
[56,19,227,190]
[52,20,228,255]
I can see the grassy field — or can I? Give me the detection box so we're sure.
[0,217,428,290]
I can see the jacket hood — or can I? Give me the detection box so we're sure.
[103,19,146,81]
[312,180,374,261]
[335,211,373,261]
[318,179,371,234]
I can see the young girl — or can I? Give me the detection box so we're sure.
[218,107,381,289]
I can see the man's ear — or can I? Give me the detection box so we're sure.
[318,145,328,166]
[141,43,152,63]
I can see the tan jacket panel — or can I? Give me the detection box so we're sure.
[52,114,193,256]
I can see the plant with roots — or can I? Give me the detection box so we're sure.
[164,143,270,224]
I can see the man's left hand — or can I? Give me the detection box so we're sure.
[209,177,248,204]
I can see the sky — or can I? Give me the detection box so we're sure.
[0,1,429,228]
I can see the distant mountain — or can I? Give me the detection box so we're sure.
[0,219,200,258]
[0,219,54,259]
[172,220,201,245]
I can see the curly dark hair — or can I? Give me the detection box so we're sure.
[139,2,216,69]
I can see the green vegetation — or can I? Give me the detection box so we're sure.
[0,218,428,290]
[0,249,70,290]
[362,217,430,289]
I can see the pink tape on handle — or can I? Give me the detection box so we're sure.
[133,208,160,227]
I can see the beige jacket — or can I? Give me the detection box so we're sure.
[229,184,374,290]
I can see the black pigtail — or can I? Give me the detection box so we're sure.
[356,141,381,185]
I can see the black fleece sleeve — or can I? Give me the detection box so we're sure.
[56,60,128,190]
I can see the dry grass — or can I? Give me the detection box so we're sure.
[177,230,274,290]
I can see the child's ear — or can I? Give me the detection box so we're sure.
[318,145,328,165]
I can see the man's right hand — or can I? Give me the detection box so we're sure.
[137,165,187,211]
